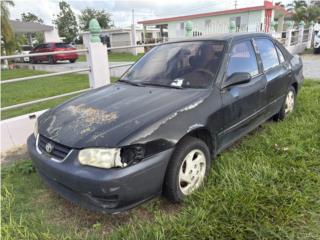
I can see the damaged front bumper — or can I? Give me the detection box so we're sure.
[27,135,173,214]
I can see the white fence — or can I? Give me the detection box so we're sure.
[0,19,315,153]
[0,19,160,152]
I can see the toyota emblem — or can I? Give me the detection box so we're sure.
[45,142,54,153]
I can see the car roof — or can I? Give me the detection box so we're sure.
[164,32,272,44]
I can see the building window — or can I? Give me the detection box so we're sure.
[230,16,241,31]
[205,19,211,28]
[180,22,185,30]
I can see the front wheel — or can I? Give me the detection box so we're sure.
[163,136,211,202]
[69,59,76,63]
[273,86,296,121]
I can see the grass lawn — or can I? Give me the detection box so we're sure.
[78,52,144,62]
[2,80,320,239]
[1,69,117,120]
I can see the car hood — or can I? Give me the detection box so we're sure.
[38,83,209,148]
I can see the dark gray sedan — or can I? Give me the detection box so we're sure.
[27,32,303,213]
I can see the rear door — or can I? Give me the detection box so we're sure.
[218,39,267,149]
[42,43,53,61]
[36,43,51,61]
[254,38,291,117]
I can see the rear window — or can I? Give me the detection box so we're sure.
[55,43,72,48]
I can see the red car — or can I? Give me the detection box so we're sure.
[30,42,78,64]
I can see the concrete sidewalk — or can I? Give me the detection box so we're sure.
[300,54,320,80]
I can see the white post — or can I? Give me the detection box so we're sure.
[2,47,9,69]
[285,21,293,48]
[84,19,110,88]
[307,21,315,49]
[131,9,138,56]
[298,20,305,44]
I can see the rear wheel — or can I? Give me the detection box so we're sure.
[273,86,296,121]
[48,56,56,64]
[69,59,76,63]
[163,136,211,202]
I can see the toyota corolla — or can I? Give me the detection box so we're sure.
[27,33,303,213]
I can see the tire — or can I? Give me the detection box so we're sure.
[163,136,211,203]
[48,56,56,64]
[314,48,320,54]
[273,85,296,121]
[69,59,76,63]
[31,58,38,64]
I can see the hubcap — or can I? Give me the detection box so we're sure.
[178,149,206,195]
[285,90,295,114]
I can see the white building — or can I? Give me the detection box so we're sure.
[101,26,161,53]
[9,20,61,44]
[138,1,288,41]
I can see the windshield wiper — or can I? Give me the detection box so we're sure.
[141,82,183,89]
[118,79,145,87]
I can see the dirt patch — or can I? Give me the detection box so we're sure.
[46,189,180,237]
[1,144,29,166]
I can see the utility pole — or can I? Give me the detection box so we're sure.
[131,8,137,55]
[234,0,237,9]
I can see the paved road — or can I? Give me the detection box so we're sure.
[16,61,133,78]
[301,54,320,80]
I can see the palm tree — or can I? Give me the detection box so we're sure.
[1,0,15,43]
[287,0,308,13]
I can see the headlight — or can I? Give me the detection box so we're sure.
[34,119,38,137]
[78,148,126,169]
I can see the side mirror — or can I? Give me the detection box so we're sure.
[222,72,251,88]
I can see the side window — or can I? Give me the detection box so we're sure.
[226,40,259,79]
[275,45,285,63]
[255,38,279,71]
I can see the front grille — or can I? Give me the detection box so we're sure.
[38,134,72,160]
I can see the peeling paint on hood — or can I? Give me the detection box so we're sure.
[38,83,210,148]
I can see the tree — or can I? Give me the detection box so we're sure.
[21,12,44,44]
[21,12,43,23]
[79,8,113,31]
[1,0,14,43]
[287,0,308,12]
[287,0,320,24]
[52,1,78,43]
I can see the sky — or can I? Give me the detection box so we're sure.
[10,0,294,27]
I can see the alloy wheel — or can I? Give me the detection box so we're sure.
[285,90,295,114]
[178,149,206,195]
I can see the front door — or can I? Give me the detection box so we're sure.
[217,39,266,150]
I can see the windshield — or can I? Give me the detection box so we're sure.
[55,43,72,48]
[22,46,33,51]
[120,41,225,89]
